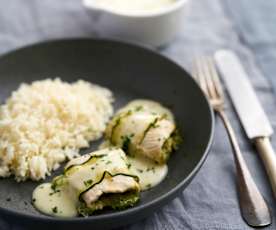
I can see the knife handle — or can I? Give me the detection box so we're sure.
[255,137,276,198]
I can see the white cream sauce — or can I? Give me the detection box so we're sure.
[91,0,176,14]
[32,183,77,217]
[127,155,168,190]
[33,154,168,217]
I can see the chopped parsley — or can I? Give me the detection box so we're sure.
[152,123,160,128]
[161,113,168,119]
[135,105,143,111]
[121,135,131,152]
[84,179,93,187]
[126,110,132,115]
[49,189,60,196]
[126,163,131,169]
[91,167,95,170]
[137,169,143,173]
[32,198,36,203]
[52,206,58,213]
[106,160,112,165]
[120,156,125,161]
[146,184,152,189]
[139,118,159,144]
[147,167,155,172]
[87,127,94,132]
[146,167,155,173]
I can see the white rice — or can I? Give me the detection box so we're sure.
[0,78,114,181]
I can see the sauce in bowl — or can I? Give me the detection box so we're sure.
[91,0,177,14]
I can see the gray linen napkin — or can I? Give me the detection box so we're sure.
[223,0,276,91]
[0,0,276,229]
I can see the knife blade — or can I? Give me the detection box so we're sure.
[215,50,273,139]
[215,50,276,199]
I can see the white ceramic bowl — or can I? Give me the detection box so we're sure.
[83,0,188,47]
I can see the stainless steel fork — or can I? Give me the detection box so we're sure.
[193,57,271,227]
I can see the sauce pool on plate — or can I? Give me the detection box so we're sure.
[32,183,78,217]
[127,155,168,190]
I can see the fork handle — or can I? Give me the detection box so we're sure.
[217,110,271,227]
[255,137,276,198]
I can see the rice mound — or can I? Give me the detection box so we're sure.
[0,78,114,181]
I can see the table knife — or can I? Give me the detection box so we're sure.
[215,50,276,198]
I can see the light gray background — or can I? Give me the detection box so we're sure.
[0,0,276,229]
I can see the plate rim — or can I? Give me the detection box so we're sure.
[0,38,215,223]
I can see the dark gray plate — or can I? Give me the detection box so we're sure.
[0,39,214,230]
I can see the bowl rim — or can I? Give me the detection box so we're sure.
[0,38,215,224]
[82,0,188,18]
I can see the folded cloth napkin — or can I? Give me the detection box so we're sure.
[0,0,276,229]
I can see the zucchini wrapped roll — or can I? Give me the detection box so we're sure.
[33,148,140,217]
[105,100,181,164]
[57,148,140,215]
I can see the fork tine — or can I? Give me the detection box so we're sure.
[200,57,217,99]
[206,57,224,99]
[193,58,208,96]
